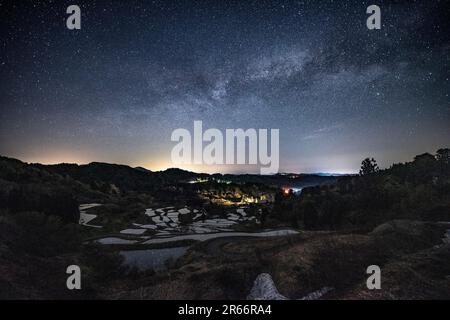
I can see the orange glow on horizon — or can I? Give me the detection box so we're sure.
[7,152,356,175]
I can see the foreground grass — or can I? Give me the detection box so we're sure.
[109,220,450,299]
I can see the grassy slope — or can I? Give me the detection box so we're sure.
[112,220,450,299]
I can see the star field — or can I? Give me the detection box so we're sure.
[1,0,449,173]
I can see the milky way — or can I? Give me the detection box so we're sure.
[1,0,449,173]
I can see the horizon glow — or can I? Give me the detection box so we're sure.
[1,1,449,174]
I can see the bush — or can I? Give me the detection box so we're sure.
[0,211,81,257]
[81,243,127,282]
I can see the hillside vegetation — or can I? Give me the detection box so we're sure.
[0,149,449,299]
[270,149,450,231]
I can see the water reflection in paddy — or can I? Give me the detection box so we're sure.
[120,247,189,271]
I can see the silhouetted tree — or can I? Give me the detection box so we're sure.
[302,200,319,230]
[413,153,436,164]
[359,158,379,176]
[436,148,450,164]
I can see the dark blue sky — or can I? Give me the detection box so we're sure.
[1,0,449,173]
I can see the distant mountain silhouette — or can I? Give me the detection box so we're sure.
[1,155,342,192]
[134,166,152,173]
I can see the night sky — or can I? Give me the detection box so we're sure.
[1,0,449,174]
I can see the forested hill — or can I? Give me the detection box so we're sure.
[271,148,450,231]
[0,155,339,200]
[0,155,341,223]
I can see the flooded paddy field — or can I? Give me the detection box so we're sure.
[80,203,298,271]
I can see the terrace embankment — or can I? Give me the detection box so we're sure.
[109,220,450,299]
